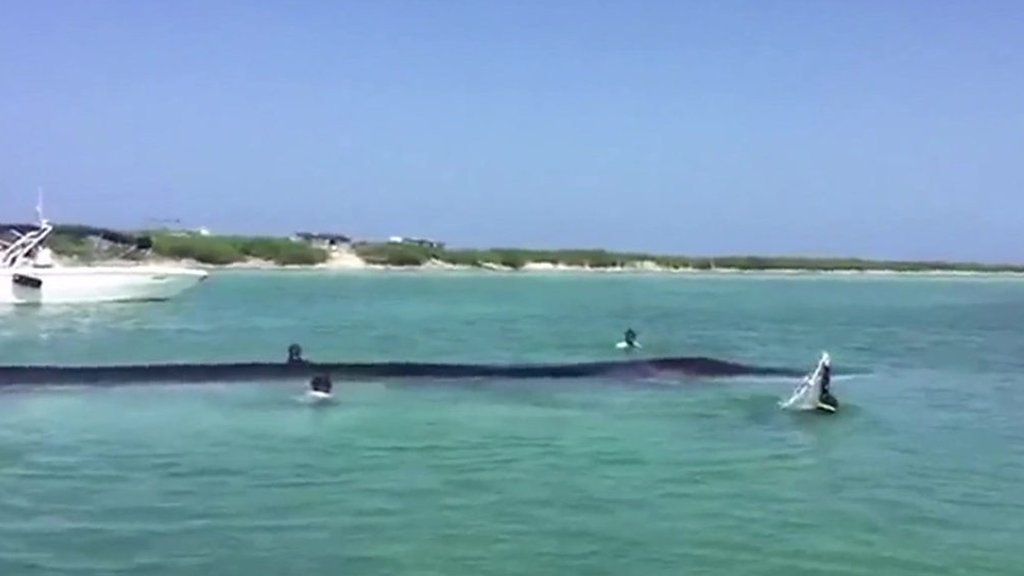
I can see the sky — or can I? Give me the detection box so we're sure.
[1,1,1022,261]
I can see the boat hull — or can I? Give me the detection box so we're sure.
[1,267,207,304]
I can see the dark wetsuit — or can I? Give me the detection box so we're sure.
[310,374,332,394]
[624,329,638,348]
[819,365,836,407]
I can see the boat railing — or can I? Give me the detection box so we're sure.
[1,223,53,268]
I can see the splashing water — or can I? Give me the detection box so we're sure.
[780,352,830,411]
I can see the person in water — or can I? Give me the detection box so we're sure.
[310,374,333,394]
[624,328,638,348]
[287,344,305,365]
[818,357,837,408]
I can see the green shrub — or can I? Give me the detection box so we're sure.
[152,235,244,265]
[234,238,327,265]
[147,234,327,266]
[354,243,432,266]
[44,229,1024,272]
[493,251,527,269]
[47,233,94,260]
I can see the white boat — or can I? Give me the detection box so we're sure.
[1,216,207,305]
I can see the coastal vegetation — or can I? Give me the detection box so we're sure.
[43,225,1024,272]
[353,242,1024,273]
[47,228,149,262]
[150,234,328,266]
[47,231,99,260]
[49,226,328,266]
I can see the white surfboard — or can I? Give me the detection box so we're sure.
[306,390,333,403]
[616,341,642,350]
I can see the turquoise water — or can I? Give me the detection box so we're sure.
[1,272,1023,575]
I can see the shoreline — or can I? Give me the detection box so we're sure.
[39,227,1024,277]
[111,257,1024,278]
[50,247,1024,279]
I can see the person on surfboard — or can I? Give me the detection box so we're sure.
[623,328,639,349]
[310,374,332,394]
[819,358,837,409]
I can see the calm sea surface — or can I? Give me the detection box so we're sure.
[1,272,1022,575]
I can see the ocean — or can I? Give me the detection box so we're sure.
[1,272,1022,575]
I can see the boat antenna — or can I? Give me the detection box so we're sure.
[36,187,48,225]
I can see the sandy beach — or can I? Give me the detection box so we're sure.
[51,245,1024,278]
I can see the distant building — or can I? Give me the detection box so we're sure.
[294,232,351,251]
[387,236,445,249]
[166,226,211,237]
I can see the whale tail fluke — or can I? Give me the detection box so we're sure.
[781,351,838,413]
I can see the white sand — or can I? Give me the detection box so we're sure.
[52,249,1024,278]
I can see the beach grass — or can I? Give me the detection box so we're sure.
[150,234,328,265]
[352,242,1024,273]
[44,225,1024,272]
[47,226,328,266]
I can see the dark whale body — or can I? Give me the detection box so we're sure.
[0,353,803,387]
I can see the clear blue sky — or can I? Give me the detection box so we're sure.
[1,1,1022,261]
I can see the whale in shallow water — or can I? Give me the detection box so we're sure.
[0,345,806,387]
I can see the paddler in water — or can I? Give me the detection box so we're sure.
[310,374,333,395]
[818,353,838,409]
[624,328,639,349]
